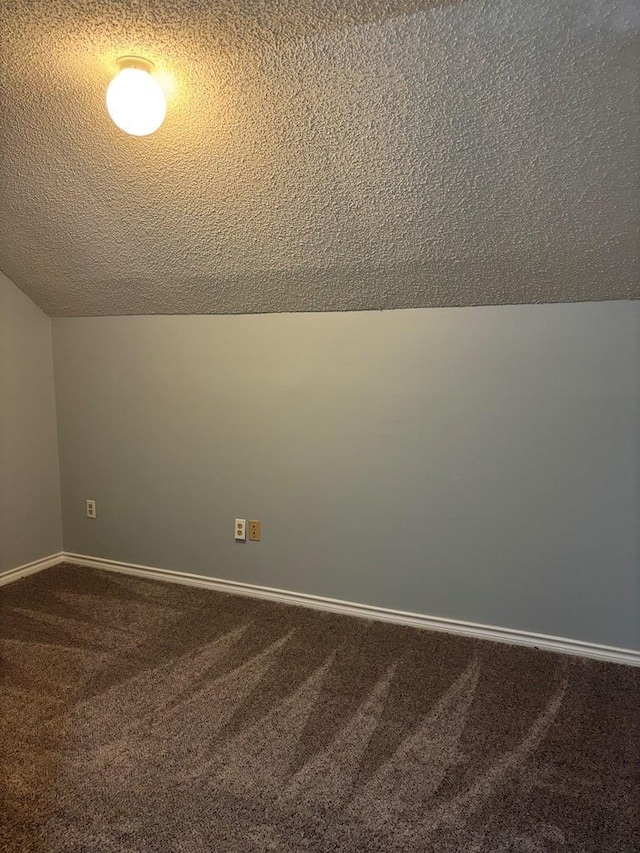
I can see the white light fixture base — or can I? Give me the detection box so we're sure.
[115,56,155,73]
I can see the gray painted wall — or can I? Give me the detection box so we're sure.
[53,303,640,649]
[0,272,62,572]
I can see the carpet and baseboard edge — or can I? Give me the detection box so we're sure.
[1,551,637,666]
[0,552,65,586]
[50,552,638,667]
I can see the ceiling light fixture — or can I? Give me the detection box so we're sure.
[106,57,167,137]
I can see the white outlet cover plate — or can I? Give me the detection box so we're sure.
[235,518,246,541]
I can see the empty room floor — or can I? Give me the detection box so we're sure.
[1,563,639,852]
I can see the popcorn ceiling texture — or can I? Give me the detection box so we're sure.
[0,0,638,317]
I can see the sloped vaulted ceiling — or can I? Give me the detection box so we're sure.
[0,0,638,316]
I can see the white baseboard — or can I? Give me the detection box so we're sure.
[63,552,640,667]
[0,552,65,587]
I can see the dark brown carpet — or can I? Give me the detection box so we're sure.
[1,564,639,852]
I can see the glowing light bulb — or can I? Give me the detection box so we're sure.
[106,57,166,136]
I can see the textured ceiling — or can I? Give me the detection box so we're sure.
[0,0,638,316]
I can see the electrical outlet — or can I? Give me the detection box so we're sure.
[249,520,261,542]
[86,499,97,519]
[235,518,246,541]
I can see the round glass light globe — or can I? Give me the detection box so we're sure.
[106,67,167,136]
